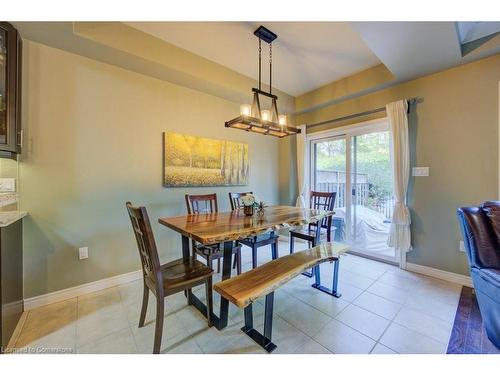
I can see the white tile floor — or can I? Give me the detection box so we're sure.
[10,240,462,354]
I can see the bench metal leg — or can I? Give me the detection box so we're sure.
[240,292,277,353]
[313,265,321,285]
[263,293,274,342]
[242,304,253,333]
[332,259,341,296]
[311,259,342,298]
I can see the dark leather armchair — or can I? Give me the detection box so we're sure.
[457,201,500,348]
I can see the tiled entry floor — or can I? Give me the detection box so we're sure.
[11,241,462,354]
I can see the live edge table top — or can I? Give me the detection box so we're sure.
[158,205,334,245]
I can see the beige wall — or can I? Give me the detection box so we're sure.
[18,35,500,297]
[287,53,500,276]
[20,40,282,298]
[295,64,394,113]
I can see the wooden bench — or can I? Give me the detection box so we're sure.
[213,242,349,352]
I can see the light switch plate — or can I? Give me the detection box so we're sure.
[459,241,466,253]
[79,247,89,260]
[0,178,16,192]
[412,167,429,177]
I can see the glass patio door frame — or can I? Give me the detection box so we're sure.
[307,117,405,268]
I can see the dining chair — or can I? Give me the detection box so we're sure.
[229,192,279,268]
[289,191,336,278]
[290,191,336,251]
[126,202,214,354]
[185,193,242,274]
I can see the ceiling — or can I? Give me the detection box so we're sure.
[351,22,500,81]
[126,22,500,98]
[125,22,382,96]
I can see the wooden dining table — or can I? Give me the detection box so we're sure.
[158,205,334,330]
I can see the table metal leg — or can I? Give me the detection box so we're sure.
[217,240,234,330]
[301,241,314,277]
[181,235,230,329]
[302,224,320,277]
[181,235,190,260]
[182,235,190,299]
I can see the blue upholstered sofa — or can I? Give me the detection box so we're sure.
[457,201,500,348]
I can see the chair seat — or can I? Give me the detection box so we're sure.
[194,243,220,256]
[290,228,316,236]
[194,243,241,257]
[241,232,279,244]
[161,257,213,290]
[290,227,329,240]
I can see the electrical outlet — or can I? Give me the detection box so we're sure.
[459,241,466,253]
[79,247,89,260]
[412,167,429,177]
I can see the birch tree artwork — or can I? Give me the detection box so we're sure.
[163,132,249,187]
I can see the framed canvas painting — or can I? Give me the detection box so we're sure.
[163,132,249,187]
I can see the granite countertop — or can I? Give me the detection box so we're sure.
[0,211,27,227]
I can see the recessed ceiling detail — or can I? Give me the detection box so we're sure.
[456,22,500,57]
[125,22,382,96]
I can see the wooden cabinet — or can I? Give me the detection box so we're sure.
[0,22,22,157]
[0,219,23,351]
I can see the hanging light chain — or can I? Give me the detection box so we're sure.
[269,42,272,95]
[258,38,262,91]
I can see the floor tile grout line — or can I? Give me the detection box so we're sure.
[18,251,459,354]
[384,295,452,351]
[318,267,401,353]
[350,296,403,322]
[369,302,404,353]
[288,265,454,353]
[75,287,132,352]
[305,339,334,354]
[275,308,334,343]
[280,264,391,353]
[363,270,456,350]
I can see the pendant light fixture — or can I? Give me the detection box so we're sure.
[225,25,301,138]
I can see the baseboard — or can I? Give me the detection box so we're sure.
[23,261,472,311]
[406,262,473,287]
[24,270,142,311]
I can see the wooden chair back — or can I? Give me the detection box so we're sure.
[310,191,337,229]
[229,192,253,211]
[126,202,161,283]
[185,194,218,214]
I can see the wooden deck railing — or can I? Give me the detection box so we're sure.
[316,182,394,219]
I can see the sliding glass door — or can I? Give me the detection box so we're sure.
[311,136,350,246]
[310,119,397,264]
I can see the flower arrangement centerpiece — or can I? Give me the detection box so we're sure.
[241,194,267,217]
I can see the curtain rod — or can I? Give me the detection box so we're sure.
[306,97,422,129]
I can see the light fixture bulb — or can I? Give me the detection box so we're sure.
[240,104,252,116]
[278,114,287,126]
[261,110,271,122]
